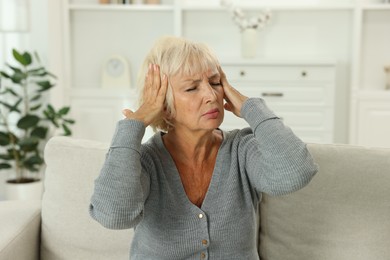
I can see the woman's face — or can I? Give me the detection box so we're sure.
[168,67,224,132]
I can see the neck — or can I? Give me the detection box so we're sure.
[163,128,222,164]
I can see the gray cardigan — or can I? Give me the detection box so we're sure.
[89,98,318,260]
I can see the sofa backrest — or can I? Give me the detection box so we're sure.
[41,137,132,260]
[42,137,390,260]
[259,143,390,260]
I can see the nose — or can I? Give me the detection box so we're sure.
[201,82,217,103]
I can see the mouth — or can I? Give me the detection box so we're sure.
[202,108,220,119]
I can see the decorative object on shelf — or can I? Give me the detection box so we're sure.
[0,49,75,200]
[145,0,160,4]
[182,0,220,6]
[131,0,144,4]
[0,0,29,32]
[99,0,111,4]
[241,28,258,59]
[221,0,272,58]
[101,55,131,89]
[385,65,390,90]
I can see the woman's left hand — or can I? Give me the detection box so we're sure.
[219,66,248,118]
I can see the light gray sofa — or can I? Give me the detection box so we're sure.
[0,136,389,260]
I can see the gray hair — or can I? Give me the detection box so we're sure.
[137,36,220,132]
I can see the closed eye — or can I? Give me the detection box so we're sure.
[210,82,221,87]
[186,87,197,92]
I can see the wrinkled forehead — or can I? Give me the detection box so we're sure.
[172,52,219,78]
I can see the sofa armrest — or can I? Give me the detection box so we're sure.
[0,200,41,260]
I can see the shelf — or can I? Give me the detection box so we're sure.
[70,88,137,98]
[219,57,337,66]
[181,4,355,11]
[361,4,390,10]
[357,89,390,100]
[69,4,174,11]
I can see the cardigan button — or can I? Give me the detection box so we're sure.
[202,239,208,245]
[200,252,206,259]
[198,213,204,219]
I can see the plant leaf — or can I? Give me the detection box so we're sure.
[0,71,11,79]
[22,52,32,66]
[30,94,41,102]
[0,132,10,146]
[17,115,40,130]
[0,100,21,113]
[30,104,42,111]
[13,49,30,66]
[31,126,48,139]
[18,137,39,151]
[34,51,41,64]
[36,81,54,92]
[11,71,26,84]
[6,63,22,73]
[0,88,20,97]
[64,119,75,124]
[58,107,70,116]
[27,67,45,76]
[0,163,12,169]
[0,153,12,160]
[24,155,44,165]
[62,123,72,136]
[46,104,55,114]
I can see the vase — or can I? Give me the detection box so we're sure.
[385,66,390,90]
[241,28,258,59]
[5,179,43,200]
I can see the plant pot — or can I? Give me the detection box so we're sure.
[241,28,258,59]
[5,178,43,200]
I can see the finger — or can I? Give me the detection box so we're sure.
[224,102,232,112]
[122,108,134,118]
[152,64,161,94]
[218,66,229,86]
[144,64,154,99]
[157,74,168,98]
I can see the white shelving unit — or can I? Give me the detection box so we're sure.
[47,0,390,146]
[349,2,390,148]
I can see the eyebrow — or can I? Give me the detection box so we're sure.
[183,73,220,83]
[208,73,220,80]
[179,73,220,90]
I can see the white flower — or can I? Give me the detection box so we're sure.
[220,0,272,32]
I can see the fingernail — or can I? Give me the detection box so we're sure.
[162,74,166,80]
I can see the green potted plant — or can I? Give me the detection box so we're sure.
[0,49,75,200]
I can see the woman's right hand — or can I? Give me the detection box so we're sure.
[122,64,168,126]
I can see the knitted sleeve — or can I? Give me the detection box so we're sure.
[240,98,318,196]
[89,119,150,229]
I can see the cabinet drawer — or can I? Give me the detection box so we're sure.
[222,65,335,82]
[235,85,328,104]
[221,105,332,130]
[220,116,333,144]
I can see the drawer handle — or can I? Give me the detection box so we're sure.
[261,92,284,97]
[301,71,307,77]
[240,71,246,77]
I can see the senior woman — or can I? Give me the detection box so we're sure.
[89,36,318,260]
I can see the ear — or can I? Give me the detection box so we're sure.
[163,107,173,120]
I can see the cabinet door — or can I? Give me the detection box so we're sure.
[357,101,390,148]
[70,98,124,143]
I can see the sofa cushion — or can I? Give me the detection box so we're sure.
[41,137,133,260]
[259,143,390,260]
[0,200,41,260]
